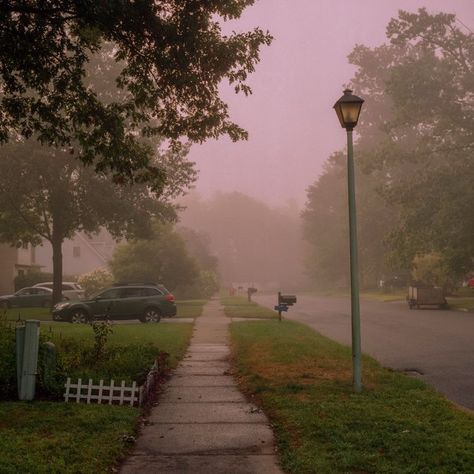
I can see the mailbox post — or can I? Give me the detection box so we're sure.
[247,287,258,302]
[275,292,297,322]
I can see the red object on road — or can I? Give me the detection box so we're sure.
[468,278,474,288]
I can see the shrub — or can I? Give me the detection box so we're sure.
[77,269,113,297]
[175,270,219,299]
[0,324,17,399]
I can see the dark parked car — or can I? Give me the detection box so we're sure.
[52,283,176,323]
[0,286,53,309]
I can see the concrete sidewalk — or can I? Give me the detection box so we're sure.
[121,299,282,474]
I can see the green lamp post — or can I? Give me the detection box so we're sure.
[334,88,364,392]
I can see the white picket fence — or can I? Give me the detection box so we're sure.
[63,358,162,407]
[64,378,138,406]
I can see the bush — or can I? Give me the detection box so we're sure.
[77,269,114,297]
[412,253,457,292]
[0,324,17,399]
[175,270,219,299]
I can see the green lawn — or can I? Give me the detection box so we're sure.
[176,299,207,318]
[0,402,139,473]
[41,322,193,368]
[230,319,474,473]
[360,290,406,302]
[446,297,474,311]
[2,307,51,322]
[0,321,193,473]
[221,295,278,319]
[303,288,407,302]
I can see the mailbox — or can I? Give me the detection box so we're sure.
[279,294,297,306]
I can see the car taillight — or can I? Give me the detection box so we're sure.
[165,294,175,302]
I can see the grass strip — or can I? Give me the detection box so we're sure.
[446,297,474,311]
[221,295,277,319]
[230,320,474,473]
[0,401,139,473]
[176,299,207,318]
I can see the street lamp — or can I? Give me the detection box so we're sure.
[334,88,364,393]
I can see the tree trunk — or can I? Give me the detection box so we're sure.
[52,235,63,305]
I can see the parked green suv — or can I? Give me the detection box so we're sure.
[52,283,176,323]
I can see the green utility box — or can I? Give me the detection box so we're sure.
[16,320,40,401]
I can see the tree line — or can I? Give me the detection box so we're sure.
[302,9,474,290]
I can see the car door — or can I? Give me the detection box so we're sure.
[117,287,145,319]
[12,288,33,307]
[35,288,52,307]
[89,288,123,319]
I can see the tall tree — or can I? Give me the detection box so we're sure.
[0,140,194,303]
[0,1,272,186]
[354,9,474,279]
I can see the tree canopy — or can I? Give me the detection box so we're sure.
[0,1,272,185]
[0,139,194,302]
[109,223,199,291]
[302,8,474,288]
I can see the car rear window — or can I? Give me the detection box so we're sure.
[142,287,163,297]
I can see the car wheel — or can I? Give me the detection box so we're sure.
[69,309,89,324]
[141,307,161,323]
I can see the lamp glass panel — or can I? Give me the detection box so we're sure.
[341,102,361,125]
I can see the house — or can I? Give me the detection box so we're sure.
[0,243,42,295]
[35,229,118,277]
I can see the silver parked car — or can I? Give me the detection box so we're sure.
[33,282,85,300]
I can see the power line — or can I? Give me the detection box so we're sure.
[456,17,474,35]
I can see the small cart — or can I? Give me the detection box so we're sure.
[407,286,447,309]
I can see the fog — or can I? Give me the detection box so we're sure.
[179,192,308,290]
[189,0,474,207]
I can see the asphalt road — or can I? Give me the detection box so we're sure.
[254,293,474,411]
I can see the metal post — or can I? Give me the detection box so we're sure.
[278,291,282,322]
[19,320,40,401]
[346,129,362,393]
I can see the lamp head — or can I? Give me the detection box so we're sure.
[334,89,364,130]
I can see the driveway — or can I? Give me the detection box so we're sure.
[255,294,474,411]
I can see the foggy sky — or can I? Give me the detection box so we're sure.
[187,0,474,207]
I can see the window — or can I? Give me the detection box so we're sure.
[97,288,122,299]
[121,287,146,298]
[73,246,81,258]
[143,288,162,297]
